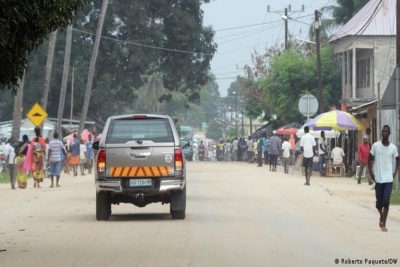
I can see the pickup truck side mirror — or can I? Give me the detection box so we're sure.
[180,140,190,149]
[92,141,99,150]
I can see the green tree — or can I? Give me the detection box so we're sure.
[0,0,88,92]
[199,74,220,123]
[1,0,217,125]
[205,118,223,141]
[260,46,341,124]
[134,73,165,114]
[332,0,369,25]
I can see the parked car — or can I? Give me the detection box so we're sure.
[92,114,188,220]
[180,138,193,161]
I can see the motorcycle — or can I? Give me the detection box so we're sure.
[216,147,225,161]
[198,148,205,161]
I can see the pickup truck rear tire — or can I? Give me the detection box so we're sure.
[96,192,111,221]
[170,185,186,220]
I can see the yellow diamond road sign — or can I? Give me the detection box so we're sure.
[27,102,48,126]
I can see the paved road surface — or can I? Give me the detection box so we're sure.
[0,162,399,267]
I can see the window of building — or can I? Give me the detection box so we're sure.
[356,58,370,89]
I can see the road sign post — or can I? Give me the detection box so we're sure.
[26,102,48,127]
[298,94,318,121]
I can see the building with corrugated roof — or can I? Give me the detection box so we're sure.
[329,0,396,145]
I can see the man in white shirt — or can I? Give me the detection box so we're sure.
[281,136,292,174]
[225,140,232,161]
[6,138,16,189]
[331,143,345,165]
[368,125,399,232]
[300,126,316,186]
[246,136,253,163]
[79,140,87,176]
[318,131,327,177]
[231,137,238,161]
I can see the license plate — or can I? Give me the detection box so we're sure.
[129,179,152,187]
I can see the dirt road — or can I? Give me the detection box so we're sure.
[0,162,399,267]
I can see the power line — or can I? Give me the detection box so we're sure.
[214,20,282,32]
[217,24,283,45]
[216,41,269,55]
[212,59,252,71]
[72,28,213,56]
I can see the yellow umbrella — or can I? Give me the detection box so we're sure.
[305,110,364,131]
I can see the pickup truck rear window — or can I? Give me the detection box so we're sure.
[106,118,174,143]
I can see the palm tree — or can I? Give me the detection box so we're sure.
[134,73,165,114]
[11,72,25,140]
[79,0,109,134]
[57,25,73,137]
[40,30,58,132]
[308,1,369,43]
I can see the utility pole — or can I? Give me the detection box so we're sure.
[267,4,304,51]
[284,8,288,50]
[234,92,238,137]
[315,10,323,113]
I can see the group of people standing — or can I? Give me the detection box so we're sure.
[2,128,94,190]
[211,131,296,174]
[300,125,399,232]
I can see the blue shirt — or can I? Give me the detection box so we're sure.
[70,138,80,156]
[85,141,93,158]
[263,138,269,153]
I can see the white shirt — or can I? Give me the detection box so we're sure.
[4,143,10,157]
[225,142,232,152]
[331,147,345,164]
[232,140,239,151]
[247,139,253,152]
[282,141,291,158]
[6,144,15,164]
[300,133,316,158]
[79,144,87,160]
[370,141,399,183]
[318,137,326,155]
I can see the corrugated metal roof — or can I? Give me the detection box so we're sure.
[349,99,378,111]
[329,0,395,42]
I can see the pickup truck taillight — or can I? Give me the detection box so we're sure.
[174,148,183,171]
[97,150,106,173]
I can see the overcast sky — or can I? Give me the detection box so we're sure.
[202,0,335,96]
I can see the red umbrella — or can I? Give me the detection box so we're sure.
[95,133,102,141]
[63,130,94,145]
[80,130,95,142]
[275,127,298,136]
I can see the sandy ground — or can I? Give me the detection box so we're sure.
[0,162,399,267]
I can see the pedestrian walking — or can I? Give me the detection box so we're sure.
[231,137,238,161]
[69,133,80,176]
[269,131,281,172]
[263,134,269,165]
[30,126,46,189]
[16,135,29,189]
[47,132,66,188]
[281,136,291,174]
[79,139,87,175]
[300,126,316,186]
[225,139,232,161]
[357,135,372,185]
[318,131,327,177]
[6,137,16,189]
[85,135,94,174]
[246,137,253,163]
[367,125,399,232]
[256,136,263,167]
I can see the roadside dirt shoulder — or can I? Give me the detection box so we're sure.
[291,170,400,221]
